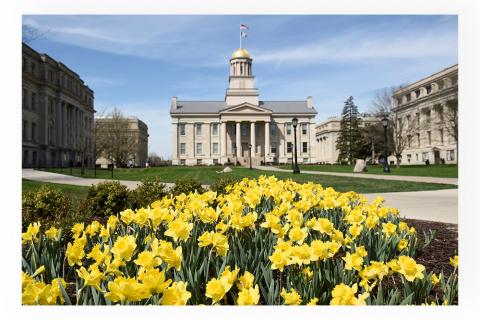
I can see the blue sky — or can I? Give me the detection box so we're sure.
[23,15,458,158]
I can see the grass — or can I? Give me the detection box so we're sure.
[22,179,89,206]
[39,166,457,194]
[277,164,458,178]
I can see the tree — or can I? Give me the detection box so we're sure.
[22,24,46,44]
[95,108,137,167]
[444,98,458,164]
[369,86,413,167]
[361,121,393,164]
[147,153,171,167]
[336,96,367,164]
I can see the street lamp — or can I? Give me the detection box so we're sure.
[249,144,252,170]
[292,118,300,174]
[382,116,391,173]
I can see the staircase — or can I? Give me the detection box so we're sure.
[237,156,262,167]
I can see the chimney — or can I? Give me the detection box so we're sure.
[171,96,177,110]
[307,96,313,109]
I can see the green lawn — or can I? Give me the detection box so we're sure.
[278,164,458,178]
[22,179,89,205]
[39,166,457,194]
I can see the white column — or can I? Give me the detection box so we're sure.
[221,121,227,158]
[206,122,211,158]
[236,121,241,158]
[250,121,256,155]
[264,121,270,158]
[172,123,178,160]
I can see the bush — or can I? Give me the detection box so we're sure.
[209,177,240,195]
[22,185,71,230]
[170,178,205,196]
[83,181,131,217]
[130,177,168,208]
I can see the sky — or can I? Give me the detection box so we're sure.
[22,15,458,158]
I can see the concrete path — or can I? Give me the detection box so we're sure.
[22,168,145,190]
[363,189,458,224]
[22,169,457,224]
[254,165,458,185]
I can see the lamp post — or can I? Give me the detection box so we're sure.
[249,144,252,170]
[292,118,300,174]
[382,116,391,173]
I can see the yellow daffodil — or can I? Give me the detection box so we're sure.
[280,287,302,305]
[161,281,191,305]
[111,235,137,262]
[397,255,425,281]
[237,285,260,305]
[44,226,59,240]
[330,283,368,305]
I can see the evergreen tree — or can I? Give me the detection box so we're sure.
[336,96,366,164]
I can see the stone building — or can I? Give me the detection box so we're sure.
[315,115,378,164]
[170,47,318,166]
[95,117,149,168]
[392,64,458,165]
[22,43,95,168]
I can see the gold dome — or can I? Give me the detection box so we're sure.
[231,48,251,59]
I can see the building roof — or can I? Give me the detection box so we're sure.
[171,100,317,115]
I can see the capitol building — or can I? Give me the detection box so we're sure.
[170,47,318,166]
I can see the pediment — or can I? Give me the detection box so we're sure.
[219,103,272,114]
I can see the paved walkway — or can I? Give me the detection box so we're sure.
[22,169,457,224]
[253,166,458,185]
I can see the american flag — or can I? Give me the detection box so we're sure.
[240,24,249,30]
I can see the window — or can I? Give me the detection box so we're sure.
[416,154,419,161]
[416,113,420,127]
[212,142,219,154]
[287,142,293,153]
[426,85,432,94]
[179,143,186,155]
[196,143,203,155]
[286,124,292,135]
[241,123,248,136]
[197,159,202,165]
[212,123,219,136]
[31,122,36,142]
[447,150,455,161]
[195,123,202,136]
[22,120,27,140]
[22,58,26,71]
[439,129,444,144]
[406,114,411,127]
[31,62,36,74]
[180,159,186,165]
[302,123,307,135]
[407,134,412,148]
[270,142,277,154]
[270,124,277,136]
[416,133,420,147]
[23,150,28,165]
[427,131,431,146]
[179,123,186,136]
[407,154,412,163]
[302,142,308,153]
[49,70,54,82]
[422,152,428,162]
[213,158,219,165]
[31,92,36,111]
[426,110,431,125]
[22,89,27,108]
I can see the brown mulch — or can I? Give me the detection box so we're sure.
[405,218,458,276]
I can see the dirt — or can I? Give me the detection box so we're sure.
[405,218,458,276]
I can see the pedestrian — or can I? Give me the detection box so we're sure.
[145,161,149,168]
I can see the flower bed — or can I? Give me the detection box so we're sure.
[21,176,458,305]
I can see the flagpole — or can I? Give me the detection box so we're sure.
[239,27,242,48]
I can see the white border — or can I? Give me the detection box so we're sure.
[2,0,480,319]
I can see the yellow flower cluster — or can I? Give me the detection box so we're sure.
[21,176,456,305]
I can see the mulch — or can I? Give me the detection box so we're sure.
[405,218,458,276]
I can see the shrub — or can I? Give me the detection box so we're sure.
[22,185,71,230]
[130,177,168,208]
[209,177,240,195]
[83,181,131,217]
[170,178,205,196]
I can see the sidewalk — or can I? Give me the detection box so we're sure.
[22,169,457,224]
[254,165,458,185]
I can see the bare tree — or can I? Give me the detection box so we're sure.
[22,24,46,44]
[444,98,458,163]
[95,108,137,167]
[370,86,414,167]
